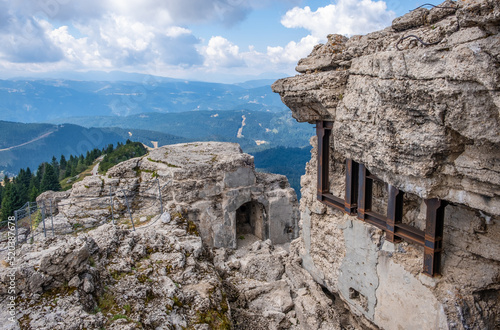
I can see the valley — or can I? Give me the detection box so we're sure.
[0,77,313,198]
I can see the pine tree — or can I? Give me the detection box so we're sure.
[28,176,40,202]
[0,182,3,209]
[76,158,87,173]
[36,163,46,184]
[1,179,14,222]
[60,155,67,170]
[51,156,60,179]
[28,184,39,202]
[64,163,73,178]
[40,164,61,192]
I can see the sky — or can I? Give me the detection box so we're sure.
[0,0,441,83]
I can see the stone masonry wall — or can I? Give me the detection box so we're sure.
[273,1,500,329]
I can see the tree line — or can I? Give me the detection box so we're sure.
[0,140,145,223]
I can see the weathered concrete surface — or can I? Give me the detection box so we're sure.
[273,1,500,329]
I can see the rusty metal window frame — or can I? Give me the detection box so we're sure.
[316,121,446,277]
[316,121,358,215]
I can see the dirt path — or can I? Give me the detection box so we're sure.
[91,156,105,176]
[0,131,55,152]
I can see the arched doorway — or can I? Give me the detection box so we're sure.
[236,201,267,241]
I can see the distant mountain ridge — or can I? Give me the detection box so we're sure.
[0,77,287,123]
[47,110,311,152]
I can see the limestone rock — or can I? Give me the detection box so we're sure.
[272,0,500,215]
[0,219,231,329]
[38,142,300,249]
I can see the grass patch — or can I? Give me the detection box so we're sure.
[111,314,130,321]
[166,163,180,168]
[98,291,120,315]
[186,220,199,236]
[60,163,95,191]
[72,223,84,231]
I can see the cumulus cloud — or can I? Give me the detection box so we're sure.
[281,0,395,37]
[0,15,63,63]
[0,0,396,81]
[10,0,257,27]
[267,35,320,64]
[203,36,245,69]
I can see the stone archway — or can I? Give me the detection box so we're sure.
[235,201,267,241]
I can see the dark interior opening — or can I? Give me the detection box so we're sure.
[236,201,265,240]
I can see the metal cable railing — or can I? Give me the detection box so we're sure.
[0,178,171,249]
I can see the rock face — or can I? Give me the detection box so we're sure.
[0,217,231,329]
[273,1,500,329]
[273,0,500,215]
[213,237,365,330]
[37,142,299,249]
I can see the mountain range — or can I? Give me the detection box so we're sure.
[0,76,287,123]
[0,74,312,197]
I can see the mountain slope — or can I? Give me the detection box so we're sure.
[0,121,187,175]
[48,110,312,152]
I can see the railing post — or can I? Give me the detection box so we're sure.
[50,199,55,236]
[386,185,404,243]
[423,198,447,277]
[14,210,18,247]
[357,164,372,221]
[110,188,115,225]
[156,178,164,214]
[316,121,332,200]
[121,190,135,231]
[28,203,34,243]
[344,159,359,215]
[41,203,47,238]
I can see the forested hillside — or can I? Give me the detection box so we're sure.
[252,147,311,199]
[0,141,147,222]
[0,121,186,175]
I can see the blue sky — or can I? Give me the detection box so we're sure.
[0,0,442,83]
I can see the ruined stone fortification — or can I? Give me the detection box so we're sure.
[273,0,499,329]
[38,142,299,249]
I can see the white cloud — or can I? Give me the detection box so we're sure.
[0,0,396,82]
[281,0,395,37]
[203,36,245,69]
[165,27,192,38]
[267,35,320,64]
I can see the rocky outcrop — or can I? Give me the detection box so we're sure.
[213,237,365,330]
[0,216,231,329]
[1,142,312,329]
[273,1,500,329]
[273,0,500,215]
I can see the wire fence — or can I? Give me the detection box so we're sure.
[0,178,171,249]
